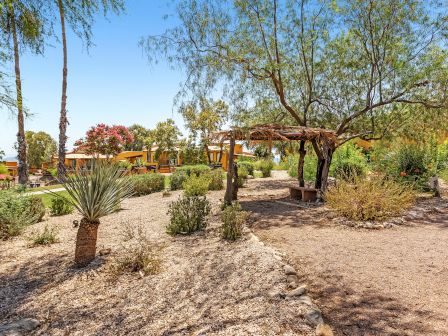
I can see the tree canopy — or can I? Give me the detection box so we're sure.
[152,119,182,161]
[23,131,57,168]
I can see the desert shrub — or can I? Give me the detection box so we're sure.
[130,173,165,196]
[112,224,161,277]
[237,161,254,176]
[0,164,8,174]
[175,164,211,177]
[208,169,224,190]
[29,224,59,246]
[166,195,211,235]
[50,196,74,216]
[183,174,210,196]
[286,153,318,182]
[256,159,274,178]
[325,176,416,221]
[331,143,368,181]
[47,167,57,177]
[170,170,188,190]
[118,161,132,170]
[237,165,249,187]
[0,191,44,238]
[221,202,247,241]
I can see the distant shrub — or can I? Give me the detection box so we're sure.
[166,195,211,235]
[286,153,318,182]
[50,197,74,216]
[170,170,188,190]
[237,165,249,187]
[0,164,8,174]
[46,168,58,177]
[237,161,254,176]
[221,202,247,241]
[0,191,45,238]
[325,176,415,221]
[208,169,224,190]
[183,174,210,196]
[29,224,59,246]
[331,143,368,181]
[256,160,274,178]
[130,173,165,196]
[175,165,211,177]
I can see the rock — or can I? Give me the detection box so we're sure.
[316,323,334,336]
[286,274,298,283]
[286,285,307,297]
[268,290,285,299]
[296,294,313,305]
[287,281,298,289]
[0,318,40,335]
[306,307,324,325]
[98,248,111,256]
[284,265,297,275]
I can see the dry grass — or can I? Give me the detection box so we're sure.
[325,176,416,221]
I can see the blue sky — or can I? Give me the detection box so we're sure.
[1,0,187,156]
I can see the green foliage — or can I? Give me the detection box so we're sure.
[118,161,132,170]
[175,164,211,177]
[183,174,210,196]
[23,131,57,168]
[125,124,153,151]
[46,167,58,177]
[208,168,224,190]
[221,202,247,241]
[170,170,188,190]
[331,143,368,181]
[0,164,8,174]
[237,161,254,176]
[237,165,248,187]
[61,161,134,222]
[49,196,74,216]
[256,160,274,178]
[130,173,165,196]
[166,195,211,235]
[153,119,181,161]
[325,176,415,222]
[0,191,44,238]
[180,142,208,165]
[286,154,318,182]
[29,224,58,246]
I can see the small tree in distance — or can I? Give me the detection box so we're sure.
[74,124,133,158]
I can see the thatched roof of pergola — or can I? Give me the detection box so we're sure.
[213,124,337,145]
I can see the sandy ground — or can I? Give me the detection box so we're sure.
[243,172,448,336]
[0,187,316,336]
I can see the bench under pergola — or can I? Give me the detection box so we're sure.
[214,124,338,204]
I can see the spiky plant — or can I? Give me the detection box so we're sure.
[60,161,133,267]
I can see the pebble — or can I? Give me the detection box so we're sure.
[0,318,40,335]
[284,265,297,275]
[287,284,307,297]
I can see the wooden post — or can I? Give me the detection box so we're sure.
[224,132,236,205]
[297,140,306,187]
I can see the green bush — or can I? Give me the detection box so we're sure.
[29,224,59,246]
[170,170,188,190]
[286,153,318,182]
[237,165,249,187]
[331,143,368,181]
[0,164,8,174]
[221,202,247,241]
[175,164,211,177]
[166,195,211,235]
[50,197,74,216]
[183,174,210,196]
[256,160,274,178]
[237,161,254,176]
[208,169,224,190]
[130,173,165,196]
[0,191,45,238]
[47,167,58,177]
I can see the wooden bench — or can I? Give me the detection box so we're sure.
[289,186,318,202]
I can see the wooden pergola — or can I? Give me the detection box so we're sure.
[214,124,338,204]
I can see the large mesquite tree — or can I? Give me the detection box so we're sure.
[143,0,448,188]
[74,124,134,158]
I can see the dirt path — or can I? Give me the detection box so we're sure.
[243,172,448,336]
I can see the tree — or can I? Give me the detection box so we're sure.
[125,124,153,151]
[74,124,134,158]
[0,149,4,161]
[1,0,46,185]
[180,98,229,164]
[144,0,448,189]
[152,119,182,162]
[23,131,57,168]
[53,0,125,181]
[60,161,133,267]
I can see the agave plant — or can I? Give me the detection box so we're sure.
[60,161,134,267]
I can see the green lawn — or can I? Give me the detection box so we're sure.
[27,184,63,192]
[37,190,71,208]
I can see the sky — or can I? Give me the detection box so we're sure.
[1,0,187,157]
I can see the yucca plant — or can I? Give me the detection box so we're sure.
[58,161,134,267]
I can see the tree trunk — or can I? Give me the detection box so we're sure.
[57,0,68,181]
[224,134,236,205]
[320,146,333,192]
[204,142,212,164]
[74,218,100,267]
[297,140,306,187]
[217,142,224,163]
[232,162,239,200]
[10,5,28,185]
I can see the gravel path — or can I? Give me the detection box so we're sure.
[244,172,448,336]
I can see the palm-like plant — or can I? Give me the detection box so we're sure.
[61,161,133,267]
